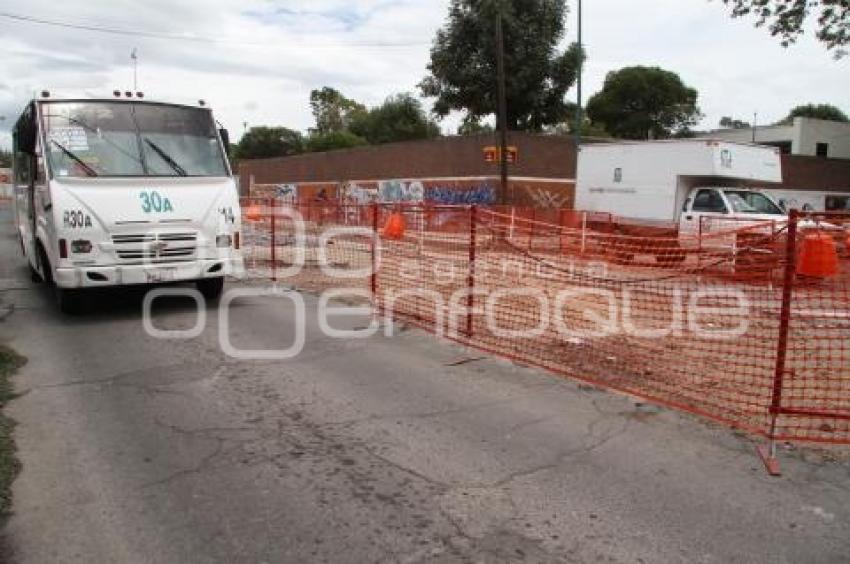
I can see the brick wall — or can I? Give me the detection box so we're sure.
[777,155,850,191]
[238,132,577,190]
[237,136,849,207]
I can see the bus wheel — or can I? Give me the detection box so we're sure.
[38,244,85,314]
[197,277,224,301]
[37,244,52,286]
[55,287,87,315]
[30,262,43,283]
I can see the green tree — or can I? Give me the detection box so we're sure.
[309,87,367,134]
[305,131,368,153]
[457,117,495,136]
[235,126,304,159]
[718,1,849,54]
[420,0,583,131]
[586,66,702,140]
[0,149,11,168]
[719,116,751,129]
[558,102,611,138]
[350,94,441,145]
[779,103,849,124]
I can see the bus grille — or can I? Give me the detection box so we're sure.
[112,232,198,263]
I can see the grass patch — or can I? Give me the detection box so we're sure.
[0,346,25,517]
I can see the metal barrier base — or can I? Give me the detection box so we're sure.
[756,444,782,476]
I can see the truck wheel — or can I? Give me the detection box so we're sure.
[196,277,224,301]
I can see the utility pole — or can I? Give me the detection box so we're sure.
[752,112,758,143]
[495,9,510,204]
[131,48,138,91]
[573,0,583,147]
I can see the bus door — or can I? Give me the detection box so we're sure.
[13,103,38,261]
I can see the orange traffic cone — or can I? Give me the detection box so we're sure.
[383,212,407,240]
[797,232,839,278]
[245,205,263,222]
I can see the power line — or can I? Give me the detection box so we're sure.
[0,11,428,48]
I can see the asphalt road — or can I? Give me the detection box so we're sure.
[0,204,848,563]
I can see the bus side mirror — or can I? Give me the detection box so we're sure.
[218,128,230,151]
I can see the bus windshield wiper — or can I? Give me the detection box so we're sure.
[144,138,187,176]
[50,140,98,177]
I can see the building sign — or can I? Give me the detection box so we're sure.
[483,146,518,164]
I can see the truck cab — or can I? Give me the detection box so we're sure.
[679,186,786,245]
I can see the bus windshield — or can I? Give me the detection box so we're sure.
[41,101,228,178]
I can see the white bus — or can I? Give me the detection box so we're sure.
[12,91,242,313]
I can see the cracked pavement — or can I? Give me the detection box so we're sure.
[0,205,848,562]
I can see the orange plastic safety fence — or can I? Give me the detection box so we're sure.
[240,201,850,444]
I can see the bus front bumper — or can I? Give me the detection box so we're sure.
[54,258,245,289]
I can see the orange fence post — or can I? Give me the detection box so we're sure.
[466,205,477,338]
[269,198,276,283]
[758,209,799,476]
[371,202,379,298]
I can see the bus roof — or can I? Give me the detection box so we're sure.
[29,90,213,110]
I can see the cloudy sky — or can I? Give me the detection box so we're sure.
[0,0,847,149]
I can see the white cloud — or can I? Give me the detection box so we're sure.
[0,0,847,149]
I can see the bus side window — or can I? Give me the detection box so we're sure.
[13,104,36,185]
[13,140,32,186]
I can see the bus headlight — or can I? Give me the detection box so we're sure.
[71,240,93,254]
[216,234,232,248]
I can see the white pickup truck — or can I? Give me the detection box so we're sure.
[576,140,788,253]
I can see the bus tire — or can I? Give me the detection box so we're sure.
[196,277,224,301]
[36,242,52,285]
[30,263,42,283]
[37,243,86,314]
[55,287,88,315]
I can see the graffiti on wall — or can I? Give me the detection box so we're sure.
[275,184,298,200]
[426,185,496,205]
[342,180,496,205]
[343,182,379,204]
[378,180,425,203]
[524,185,571,208]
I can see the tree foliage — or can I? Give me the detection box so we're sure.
[234,89,440,160]
[719,0,849,55]
[0,149,11,168]
[235,126,304,159]
[349,94,441,145]
[309,87,367,134]
[719,116,752,129]
[560,103,611,138]
[305,131,368,153]
[780,103,849,123]
[457,116,495,136]
[420,0,583,131]
[586,66,702,140]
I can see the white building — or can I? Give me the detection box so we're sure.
[705,117,850,160]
